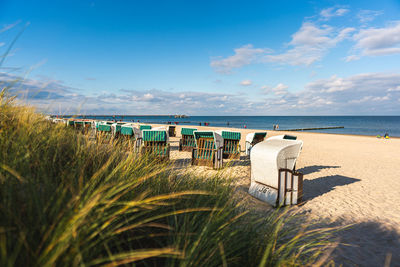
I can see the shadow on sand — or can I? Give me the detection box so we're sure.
[302,175,360,201]
[315,220,400,266]
[297,165,340,175]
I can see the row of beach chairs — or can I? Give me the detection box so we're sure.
[54,118,305,207]
[178,126,304,207]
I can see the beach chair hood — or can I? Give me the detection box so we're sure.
[120,124,142,138]
[215,130,241,140]
[193,131,224,149]
[250,139,303,188]
[142,129,169,143]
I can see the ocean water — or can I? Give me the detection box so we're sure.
[78,116,400,137]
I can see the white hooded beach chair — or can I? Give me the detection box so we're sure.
[192,131,224,169]
[249,138,303,207]
[245,132,267,156]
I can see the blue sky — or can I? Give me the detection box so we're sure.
[1,0,400,115]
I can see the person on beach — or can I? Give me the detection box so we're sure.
[273,124,276,130]
[227,122,230,126]
[276,124,279,130]
[244,124,247,129]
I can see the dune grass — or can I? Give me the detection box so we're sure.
[0,88,335,266]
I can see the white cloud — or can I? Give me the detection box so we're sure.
[388,85,400,92]
[320,7,349,21]
[261,83,289,96]
[357,10,383,24]
[4,72,400,115]
[240,80,252,86]
[353,21,400,56]
[344,55,360,62]
[211,8,356,71]
[143,93,154,100]
[210,44,269,73]
[265,23,355,66]
[272,83,289,95]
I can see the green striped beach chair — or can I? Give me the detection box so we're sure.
[192,131,224,169]
[179,128,197,151]
[96,121,114,142]
[120,123,142,151]
[73,120,84,130]
[111,122,128,138]
[245,132,267,156]
[66,119,75,127]
[141,130,170,159]
[139,125,152,131]
[216,130,242,159]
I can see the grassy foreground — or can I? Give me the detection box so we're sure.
[0,89,335,266]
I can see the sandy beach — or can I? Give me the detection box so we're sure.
[155,124,400,266]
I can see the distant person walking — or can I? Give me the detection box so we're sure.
[276,124,279,130]
[273,124,276,130]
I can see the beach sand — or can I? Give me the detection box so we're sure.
[151,124,400,266]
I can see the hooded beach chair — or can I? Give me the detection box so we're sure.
[216,130,241,159]
[111,122,127,138]
[52,118,65,124]
[139,125,152,131]
[141,129,170,159]
[120,123,143,151]
[192,131,224,169]
[248,138,303,207]
[168,125,176,137]
[245,132,267,156]
[66,119,75,127]
[96,121,114,141]
[73,119,91,134]
[179,128,197,151]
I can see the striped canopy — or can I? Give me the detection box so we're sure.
[181,128,197,136]
[142,130,168,142]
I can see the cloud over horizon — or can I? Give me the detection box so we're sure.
[2,71,400,115]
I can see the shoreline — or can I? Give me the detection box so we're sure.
[150,122,400,139]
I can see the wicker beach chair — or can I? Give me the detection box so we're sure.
[111,122,127,138]
[140,130,170,159]
[66,119,75,127]
[179,128,197,151]
[248,138,303,207]
[120,123,142,151]
[96,121,114,141]
[71,119,92,134]
[168,125,176,137]
[139,125,152,131]
[216,130,241,159]
[245,132,267,156]
[191,131,224,169]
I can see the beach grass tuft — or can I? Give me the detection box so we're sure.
[0,88,336,266]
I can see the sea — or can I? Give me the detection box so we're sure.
[76,116,400,137]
